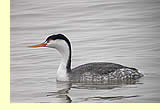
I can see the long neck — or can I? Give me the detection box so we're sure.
[58,46,71,73]
[55,40,72,81]
[58,41,71,72]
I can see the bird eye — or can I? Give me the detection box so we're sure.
[47,40,49,43]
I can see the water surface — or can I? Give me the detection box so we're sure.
[11,0,160,102]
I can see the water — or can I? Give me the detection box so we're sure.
[11,0,160,103]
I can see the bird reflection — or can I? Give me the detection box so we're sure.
[47,79,142,103]
[71,79,140,90]
[47,81,72,103]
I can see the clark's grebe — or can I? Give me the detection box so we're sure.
[28,34,143,82]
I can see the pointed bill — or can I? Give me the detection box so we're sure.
[27,43,47,48]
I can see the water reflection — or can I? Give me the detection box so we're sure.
[84,95,140,102]
[71,78,141,90]
[56,82,72,94]
[47,79,142,103]
[47,82,72,103]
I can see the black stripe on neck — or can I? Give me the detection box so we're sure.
[46,34,72,72]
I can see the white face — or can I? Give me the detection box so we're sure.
[46,40,56,48]
[46,39,70,60]
[46,39,67,49]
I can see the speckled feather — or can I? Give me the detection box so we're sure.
[70,62,143,82]
[72,62,135,74]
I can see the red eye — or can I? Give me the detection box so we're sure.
[47,40,49,43]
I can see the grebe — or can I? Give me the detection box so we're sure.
[28,34,143,82]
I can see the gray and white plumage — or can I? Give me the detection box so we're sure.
[70,62,143,82]
[28,34,143,82]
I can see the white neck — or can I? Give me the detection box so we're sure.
[52,40,71,81]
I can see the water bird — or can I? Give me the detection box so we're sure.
[28,34,143,82]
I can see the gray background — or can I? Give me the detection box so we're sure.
[11,0,160,102]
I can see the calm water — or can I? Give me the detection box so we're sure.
[11,0,160,103]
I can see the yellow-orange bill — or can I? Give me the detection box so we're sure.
[27,43,47,48]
